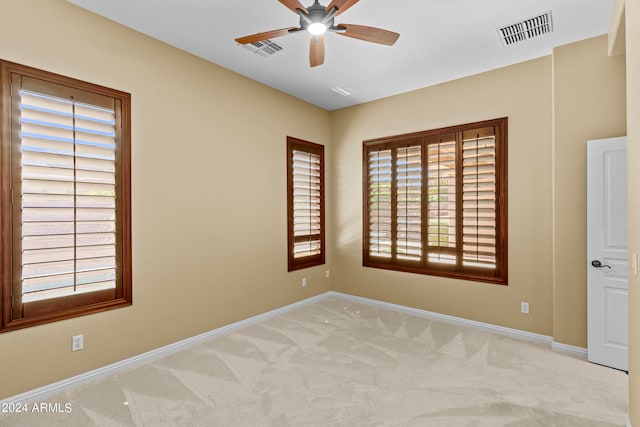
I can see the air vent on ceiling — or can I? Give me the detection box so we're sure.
[240,39,284,57]
[497,11,553,46]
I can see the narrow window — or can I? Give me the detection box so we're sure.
[287,137,325,271]
[363,118,507,284]
[1,59,132,332]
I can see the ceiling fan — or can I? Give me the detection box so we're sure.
[235,0,400,67]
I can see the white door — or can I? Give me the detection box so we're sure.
[587,136,628,371]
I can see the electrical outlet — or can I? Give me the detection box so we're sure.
[325,270,330,278]
[302,277,307,287]
[72,334,84,351]
[521,302,529,314]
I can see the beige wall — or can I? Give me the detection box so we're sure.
[551,36,627,347]
[331,57,555,335]
[625,0,640,424]
[0,0,331,399]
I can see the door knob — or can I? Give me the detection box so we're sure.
[591,260,612,269]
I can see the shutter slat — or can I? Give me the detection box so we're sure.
[23,247,75,265]
[23,260,75,279]
[23,194,74,208]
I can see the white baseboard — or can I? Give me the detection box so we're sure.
[330,291,589,358]
[551,341,588,359]
[327,291,554,346]
[0,290,595,406]
[0,292,329,406]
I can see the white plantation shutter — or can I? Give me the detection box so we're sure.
[462,131,497,269]
[19,89,118,302]
[427,138,456,265]
[396,146,421,261]
[368,149,392,258]
[292,149,322,258]
[287,137,324,271]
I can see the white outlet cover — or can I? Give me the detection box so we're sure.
[72,335,84,351]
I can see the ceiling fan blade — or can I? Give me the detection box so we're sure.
[337,24,400,46]
[235,27,297,44]
[326,0,360,16]
[309,35,325,67]
[278,0,308,14]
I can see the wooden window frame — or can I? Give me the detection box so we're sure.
[0,59,132,332]
[363,118,508,285]
[287,136,325,272]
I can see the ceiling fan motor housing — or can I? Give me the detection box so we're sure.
[300,1,335,31]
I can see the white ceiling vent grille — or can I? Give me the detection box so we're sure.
[241,39,284,57]
[498,11,553,46]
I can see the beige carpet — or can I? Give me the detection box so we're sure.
[0,295,628,426]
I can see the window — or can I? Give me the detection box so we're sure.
[287,137,325,271]
[1,59,132,332]
[363,118,507,284]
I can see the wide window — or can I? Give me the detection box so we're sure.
[1,59,132,332]
[363,118,507,284]
[287,137,325,271]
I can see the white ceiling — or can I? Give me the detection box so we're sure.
[66,0,614,111]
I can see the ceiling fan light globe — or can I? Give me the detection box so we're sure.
[308,22,327,35]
